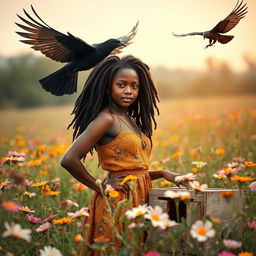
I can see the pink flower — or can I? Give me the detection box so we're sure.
[35,222,51,232]
[247,221,256,229]
[105,184,115,192]
[42,214,58,222]
[223,239,242,249]
[60,199,79,208]
[249,181,256,192]
[218,252,236,256]
[26,215,42,224]
[7,151,26,158]
[232,157,245,162]
[76,222,82,228]
[144,252,161,256]
[1,201,20,212]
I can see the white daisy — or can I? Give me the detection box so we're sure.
[144,205,174,230]
[189,181,208,191]
[67,207,89,218]
[125,204,148,219]
[2,222,31,242]
[192,161,207,168]
[190,220,215,242]
[39,246,63,256]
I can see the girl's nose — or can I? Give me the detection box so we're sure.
[124,86,132,94]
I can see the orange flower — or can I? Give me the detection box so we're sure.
[215,148,225,155]
[109,190,120,198]
[212,218,221,223]
[93,235,111,243]
[53,217,74,224]
[238,252,253,256]
[27,159,42,167]
[73,183,87,191]
[170,151,182,158]
[192,168,199,173]
[160,180,171,187]
[74,234,84,242]
[244,161,256,168]
[220,191,234,198]
[230,176,253,182]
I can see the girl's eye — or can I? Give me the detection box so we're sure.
[132,84,139,89]
[117,83,125,88]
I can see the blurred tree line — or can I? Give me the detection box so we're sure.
[153,54,256,99]
[0,54,255,109]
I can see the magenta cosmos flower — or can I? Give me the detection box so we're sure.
[144,252,161,256]
[26,215,42,224]
[218,252,235,256]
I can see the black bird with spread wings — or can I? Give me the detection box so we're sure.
[15,6,139,96]
[172,0,248,49]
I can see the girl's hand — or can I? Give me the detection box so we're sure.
[102,174,130,194]
[163,171,195,190]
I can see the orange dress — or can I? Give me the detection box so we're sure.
[82,119,152,255]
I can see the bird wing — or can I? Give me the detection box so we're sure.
[172,32,203,37]
[211,0,248,34]
[15,5,96,63]
[111,21,139,55]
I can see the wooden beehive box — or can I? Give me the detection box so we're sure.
[149,187,244,255]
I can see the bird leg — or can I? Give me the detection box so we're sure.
[204,39,216,49]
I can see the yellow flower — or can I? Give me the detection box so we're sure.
[215,148,225,155]
[170,151,182,158]
[150,161,159,168]
[23,191,36,198]
[53,217,74,224]
[212,218,221,223]
[160,180,171,187]
[109,190,120,198]
[45,191,60,196]
[32,181,48,187]
[120,175,138,185]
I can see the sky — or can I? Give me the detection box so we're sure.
[0,0,255,72]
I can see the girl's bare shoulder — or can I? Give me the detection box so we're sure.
[95,107,115,127]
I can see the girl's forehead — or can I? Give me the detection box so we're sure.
[114,68,138,80]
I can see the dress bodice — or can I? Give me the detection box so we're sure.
[96,130,151,172]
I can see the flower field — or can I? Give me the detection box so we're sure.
[0,95,255,256]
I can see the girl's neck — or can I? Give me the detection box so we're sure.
[110,104,128,117]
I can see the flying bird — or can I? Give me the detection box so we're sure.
[15,6,139,96]
[172,0,248,49]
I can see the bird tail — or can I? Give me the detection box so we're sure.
[39,67,78,96]
[218,35,234,44]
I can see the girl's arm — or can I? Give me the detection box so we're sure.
[149,170,194,189]
[60,112,114,195]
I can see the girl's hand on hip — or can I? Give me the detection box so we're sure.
[102,174,130,194]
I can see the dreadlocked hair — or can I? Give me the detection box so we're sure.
[68,55,160,153]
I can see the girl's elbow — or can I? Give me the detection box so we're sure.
[60,153,73,168]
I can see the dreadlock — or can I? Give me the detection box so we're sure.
[68,55,160,153]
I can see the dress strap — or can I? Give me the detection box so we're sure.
[113,113,123,131]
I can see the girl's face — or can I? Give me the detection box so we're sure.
[111,68,139,108]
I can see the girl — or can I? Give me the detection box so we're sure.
[60,55,190,255]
